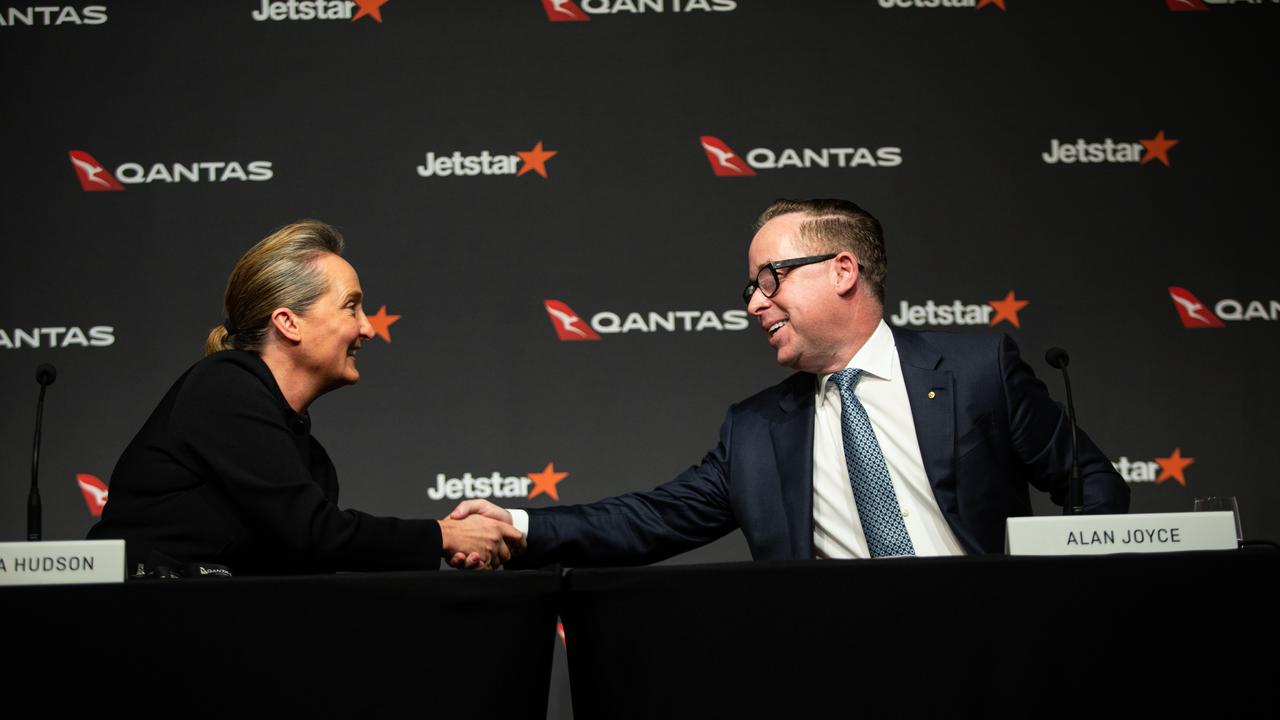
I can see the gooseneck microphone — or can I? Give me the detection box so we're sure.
[29,363,57,541]
[1044,348,1083,515]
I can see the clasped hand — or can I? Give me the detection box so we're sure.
[438,500,522,570]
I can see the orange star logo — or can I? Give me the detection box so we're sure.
[352,0,389,22]
[988,290,1029,328]
[527,462,568,501]
[1155,448,1194,486]
[517,141,558,178]
[1140,130,1179,167]
[977,0,1006,9]
[367,304,401,342]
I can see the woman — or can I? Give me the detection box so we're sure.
[88,220,521,576]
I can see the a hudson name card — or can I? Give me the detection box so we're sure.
[0,540,125,586]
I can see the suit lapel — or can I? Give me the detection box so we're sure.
[892,328,957,517]
[771,375,815,561]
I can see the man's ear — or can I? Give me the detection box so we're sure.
[269,307,303,345]
[833,251,860,297]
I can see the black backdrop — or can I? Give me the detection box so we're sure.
[3,1,1277,714]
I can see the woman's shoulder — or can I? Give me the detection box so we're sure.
[177,351,281,408]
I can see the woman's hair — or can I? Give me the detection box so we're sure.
[203,220,345,356]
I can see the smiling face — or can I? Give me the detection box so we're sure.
[746,213,851,374]
[295,253,375,394]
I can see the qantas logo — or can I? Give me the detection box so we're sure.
[1113,449,1194,487]
[699,136,755,177]
[699,135,902,175]
[544,300,602,341]
[1167,0,1279,11]
[1,326,115,349]
[878,0,1005,8]
[69,149,274,189]
[1169,287,1280,327]
[69,151,123,192]
[427,463,569,502]
[541,0,736,21]
[0,5,107,27]
[542,0,589,20]
[251,0,390,22]
[1041,131,1178,167]
[77,473,109,517]
[1168,287,1224,328]
[544,299,748,339]
[416,141,557,179]
[889,291,1029,328]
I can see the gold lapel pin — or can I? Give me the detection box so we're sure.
[927,391,936,399]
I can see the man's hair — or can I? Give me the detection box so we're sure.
[755,198,887,304]
[204,220,345,355]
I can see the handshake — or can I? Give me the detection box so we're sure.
[436,500,523,570]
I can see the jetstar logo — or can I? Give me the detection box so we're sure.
[427,462,570,502]
[68,149,274,189]
[0,5,106,27]
[366,304,400,341]
[251,0,390,22]
[1113,449,1194,487]
[77,473,108,517]
[1167,0,1279,12]
[878,0,1005,9]
[543,299,749,339]
[1169,287,1280,327]
[1,326,114,349]
[416,141,557,179]
[699,135,902,176]
[541,0,736,22]
[889,291,1028,328]
[1041,130,1178,167]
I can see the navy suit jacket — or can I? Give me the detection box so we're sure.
[518,328,1129,567]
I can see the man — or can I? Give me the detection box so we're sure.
[451,198,1128,567]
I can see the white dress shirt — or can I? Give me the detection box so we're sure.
[812,319,964,559]
[510,320,965,559]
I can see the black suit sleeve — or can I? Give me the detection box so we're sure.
[515,410,740,568]
[997,334,1129,514]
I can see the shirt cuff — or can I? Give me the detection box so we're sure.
[509,508,530,536]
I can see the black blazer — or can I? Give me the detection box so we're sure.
[89,351,441,575]
[517,328,1129,567]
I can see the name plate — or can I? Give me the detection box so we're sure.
[0,540,126,586]
[1006,512,1237,556]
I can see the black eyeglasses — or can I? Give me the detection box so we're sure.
[742,254,842,305]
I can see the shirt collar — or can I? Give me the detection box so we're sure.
[815,319,895,407]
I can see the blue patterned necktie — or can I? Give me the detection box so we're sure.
[829,368,916,557]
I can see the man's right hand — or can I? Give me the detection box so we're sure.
[437,513,523,570]
[446,500,516,569]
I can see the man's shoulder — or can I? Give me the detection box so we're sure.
[728,371,814,419]
[891,324,1006,353]
[890,325,1013,370]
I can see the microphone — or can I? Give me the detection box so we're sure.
[29,363,57,541]
[1044,348,1082,515]
[37,363,56,386]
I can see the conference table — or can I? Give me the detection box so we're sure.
[10,568,561,716]
[559,550,1277,718]
[9,550,1274,718]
